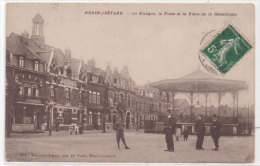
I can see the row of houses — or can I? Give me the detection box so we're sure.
[6,14,175,132]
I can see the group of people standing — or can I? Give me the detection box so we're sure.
[164,113,221,152]
[195,114,221,151]
[69,125,83,135]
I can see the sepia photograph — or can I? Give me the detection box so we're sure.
[5,3,255,163]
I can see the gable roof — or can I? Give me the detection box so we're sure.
[179,69,215,80]
[6,33,42,60]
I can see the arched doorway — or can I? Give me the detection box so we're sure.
[112,111,117,124]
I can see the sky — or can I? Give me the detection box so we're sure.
[6,3,255,107]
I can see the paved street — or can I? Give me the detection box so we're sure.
[5,130,254,163]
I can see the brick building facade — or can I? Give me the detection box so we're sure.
[6,13,173,133]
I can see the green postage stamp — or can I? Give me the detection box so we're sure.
[201,25,252,74]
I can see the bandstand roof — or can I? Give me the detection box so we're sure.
[149,69,247,93]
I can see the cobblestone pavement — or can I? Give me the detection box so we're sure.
[5,130,254,163]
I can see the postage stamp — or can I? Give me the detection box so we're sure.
[201,25,252,74]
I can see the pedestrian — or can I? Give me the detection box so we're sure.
[49,124,52,136]
[183,126,189,141]
[75,125,79,135]
[164,114,176,152]
[55,120,59,132]
[195,114,206,150]
[79,125,83,135]
[211,114,221,151]
[175,126,181,141]
[69,126,73,135]
[113,115,130,149]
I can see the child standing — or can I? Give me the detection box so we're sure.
[175,126,182,141]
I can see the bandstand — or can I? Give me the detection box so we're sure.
[150,69,247,123]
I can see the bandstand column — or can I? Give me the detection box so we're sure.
[218,93,221,117]
[172,92,175,115]
[236,90,239,123]
[190,92,193,121]
[232,92,236,119]
[205,92,208,117]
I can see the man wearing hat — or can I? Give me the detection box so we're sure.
[211,114,221,151]
[114,114,130,150]
[195,114,206,150]
[164,113,176,152]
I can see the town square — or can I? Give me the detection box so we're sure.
[5,3,255,163]
[6,130,254,162]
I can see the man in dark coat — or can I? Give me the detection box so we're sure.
[55,120,59,132]
[195,114,205,150]
[183,126,189,141]
[211,114,221,151]
[164,114,176,152]
[114,115,130,149]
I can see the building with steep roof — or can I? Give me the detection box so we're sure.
[6,32,48,132]
[6,14,90,132]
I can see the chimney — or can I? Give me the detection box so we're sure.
[87,58,96,70]
[21,31,29,45]
[113,67,119,75]
[65,48,71,59]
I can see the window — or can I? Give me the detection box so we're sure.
[44,63,47,72]
[65,88,70,101]
[97,92,100,104]
[34,60,39,71]
[63,109,72,124]
[93,92,97,103]
[113,92,117,103]
[92,75,99,83]
[132,97,135,108]
[66,68,72,77]
[18,56,24,68]
[24,87,31,96]
[88,91,101,104]
[32,86,39,97]
[79,91,82,102]
[98,77,102,84]
[18,86,23,95]
[88,112,93,124]
[128,95,131,107]
[50,86,55,100]
[113,78,117,85]
[120,94,123,103]
[60,68,64,75]
[24,87,28,96]
[89,91,92,103]
[97,113,101,125]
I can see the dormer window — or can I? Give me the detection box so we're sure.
[113,78,117,84]
[66,68,72,77]
[34,60,39,71]
[92,75,98,83]
[18,56,24,68]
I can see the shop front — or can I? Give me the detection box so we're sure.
[87,104,104,130]
[12,103,45,132]
[48,106,87,131]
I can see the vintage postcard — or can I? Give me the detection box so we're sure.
[5,3,255,163]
